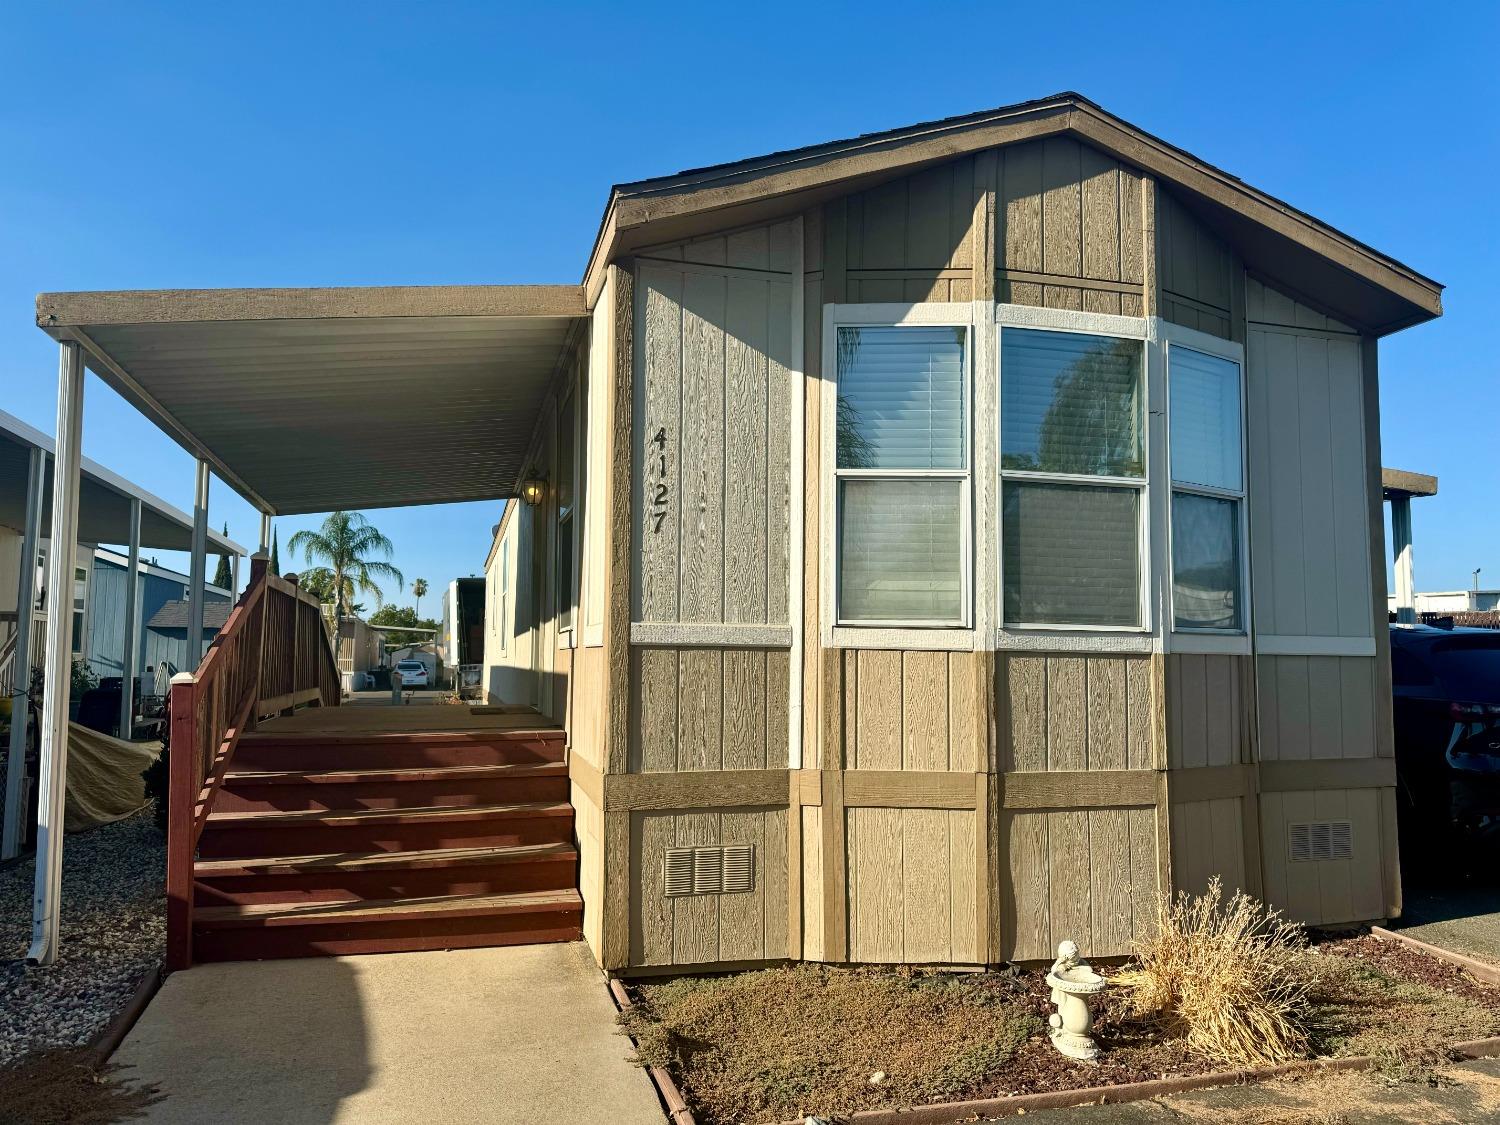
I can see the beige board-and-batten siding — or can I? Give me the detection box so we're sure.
[602,135,1397,973]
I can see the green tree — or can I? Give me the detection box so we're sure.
[270,529,280,576]
[287,511,404,626]
[212,523,233,590]
[369,604,439,647]
[412,577,429,623]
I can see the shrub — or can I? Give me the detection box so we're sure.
[141,749,168,833]
[1114,878,1310,1067]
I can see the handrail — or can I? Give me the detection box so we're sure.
[164,557,341,970]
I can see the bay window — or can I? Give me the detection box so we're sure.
[1167,343,1245,631]
[999,327,1146,628]
[833,323,970,625]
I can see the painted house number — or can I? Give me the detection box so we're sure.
[649,427,669,533]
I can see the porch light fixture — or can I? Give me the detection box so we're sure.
[520,477,546,507]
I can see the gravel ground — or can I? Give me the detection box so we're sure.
[0,812,165,1066]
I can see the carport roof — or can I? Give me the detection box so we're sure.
[0,409,243,555]
[35,285,587,516]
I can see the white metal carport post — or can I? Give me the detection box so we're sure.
[2,446,45,860]
[186,460,209,664]
[28,341,85,965]
[118,497,142,739]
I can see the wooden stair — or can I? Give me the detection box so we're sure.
[192,725,580,961]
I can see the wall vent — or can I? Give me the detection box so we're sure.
[1288,820,1353,863]
[663,845,756,897]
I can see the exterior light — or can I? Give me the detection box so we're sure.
[520,478,546,507]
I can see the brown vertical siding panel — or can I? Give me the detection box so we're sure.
[767,276,793,626]
[677,649,724,770]
[1339,659,1377,758]
[1256,655,1281,761]
[859,179,908,269]
[1090,808,1133,954]
[717,808,768,960]
[1046,657,1087,771]
[722,649,768,770]
[901,650,950,770]
[902,808,952,962]
[673,812,721,964]
[1174,655,1208,769]
[1125,657,1153,770]
[1259,792,1289,915]
[1001,141,1044,306]
[1127,806,1159,941]
[854,650,902,770]
[801,805,824,959]
[1004,810,1050,961]
[1202,656,1235,767]
[1047,810,1090,952]
[632,647,679,773]
[1006,655,1048,771]
[1119,166,1145,287]
[1081,148,1120,316]
[762,805,790,958]
[1041,137,1083,280]
[905,165,956,267]
[1276,657,1312,761]
[1312,789,1354,923]
[1305,656,1344,758]
[1085,657,1128,770]
[1347,789,1386,921]
[638,269,683,622]
[848,806,904,962]
[949,807,980,963]
[679,270,727,623]
[726,225,771,270]
[724,274,770,624]
[633,812,674,965]
[765,648,791,767]
[948,651,983,774]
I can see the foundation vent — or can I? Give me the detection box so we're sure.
[663,846,756,897]
[1288,820,1353,863]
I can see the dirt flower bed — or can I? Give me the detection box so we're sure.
[619,935,1500,1125]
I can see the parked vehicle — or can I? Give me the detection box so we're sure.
[394,659,429,688]
[1389,624,1500,876]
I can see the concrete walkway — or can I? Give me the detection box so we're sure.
[114,942,665,1125]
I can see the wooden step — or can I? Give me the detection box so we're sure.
[191,888,584,961]
[215,762,569,813]
[193,841,579,905]
[198,802,576,858]
[232,729,565,772]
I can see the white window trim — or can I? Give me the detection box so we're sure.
[995,305,1154,643]
[496,538,510,657]
[821,302,977,651]
[1160,322,1251,655]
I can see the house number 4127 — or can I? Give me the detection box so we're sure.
[649,427,670,533]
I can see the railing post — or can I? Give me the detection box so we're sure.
[166,671,198,972]
[247,552,270,729]
[286,575,302,715]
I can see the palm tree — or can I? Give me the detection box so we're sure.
[287,512,404,625]
[412,577,429,622]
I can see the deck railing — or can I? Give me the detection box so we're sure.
[165,556,340,969]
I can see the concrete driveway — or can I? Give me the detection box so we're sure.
[114,942,665,1125]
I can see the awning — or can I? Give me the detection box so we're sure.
[35,285,587,515]
[0,409,244,555]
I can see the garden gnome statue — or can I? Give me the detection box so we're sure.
[1045,940,1107,1061]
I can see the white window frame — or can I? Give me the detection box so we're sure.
[995,304,1154,645]
[821,302,976,651]
[1161,321,1252,655]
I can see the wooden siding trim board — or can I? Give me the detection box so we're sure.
[1259,757,1396,794]
[1000,769,1157,809]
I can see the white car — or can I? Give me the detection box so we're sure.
[394,659,429,688]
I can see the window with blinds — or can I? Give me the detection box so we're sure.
[1168,345,1245,631]
[1000,328,1145,628]
[834,325,969,625]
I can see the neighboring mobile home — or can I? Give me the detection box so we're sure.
[37,94,1442,973]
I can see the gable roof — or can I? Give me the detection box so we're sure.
[146,599,232,632]
[584,92,1441,335]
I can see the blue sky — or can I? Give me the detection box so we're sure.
[2,2,1496,604]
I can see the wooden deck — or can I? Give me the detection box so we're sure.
[254,699,552,735]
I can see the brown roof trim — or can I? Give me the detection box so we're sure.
[37,285,586,329]
[580,92,1442,333]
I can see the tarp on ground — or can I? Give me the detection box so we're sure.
[64,723,159,832]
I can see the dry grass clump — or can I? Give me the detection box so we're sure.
[1115,878,1311,1068]
[0,1048,160,1125]
[619,964,1040,1124]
